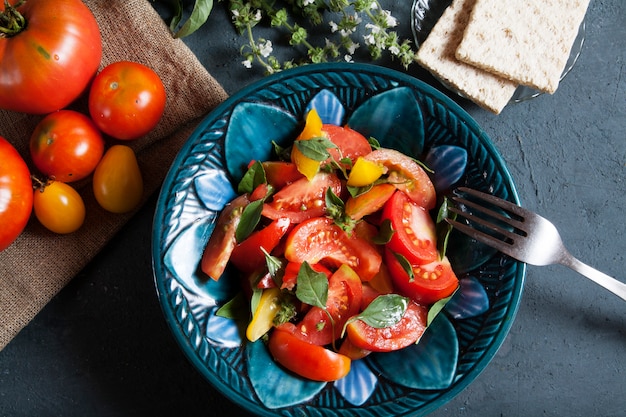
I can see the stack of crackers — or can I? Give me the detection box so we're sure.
[416,0,590,114]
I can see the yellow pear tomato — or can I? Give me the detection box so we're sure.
[347,156,384,187]
[92,145,143,213]
[246,287,282,342]
[33,180,85,234]
[292,109,323,180]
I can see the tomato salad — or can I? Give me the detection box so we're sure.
[200,109,459,382]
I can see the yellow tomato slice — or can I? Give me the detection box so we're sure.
[347,156,384,187]
[246,287,282,342]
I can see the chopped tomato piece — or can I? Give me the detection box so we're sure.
[262,161,303,189]
[346,299,428,352]
[293,264,363,346]
[269,324,351,381]
[322,124,372,167]
[230,217,291,273]
[345,183,396,221]
[284,217,382,281]
[200,194,249,280]
[262,172,343,223]
[382,190,438,265]
[385,250,459,305]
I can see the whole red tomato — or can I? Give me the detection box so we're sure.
[0,137,33,251]
[30,110,105,183]
[88,61,167,140]
[0,0,102,114]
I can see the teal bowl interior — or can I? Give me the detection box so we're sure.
[152,63,525,417]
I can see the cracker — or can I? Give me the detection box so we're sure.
[416,0,518,114]
[455,0,590,94]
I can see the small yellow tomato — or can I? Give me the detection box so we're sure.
[246,287,282,342]
[33,180,85,234]
[92,145,143,213]
[292,109,323,180]
[347,156,384,187]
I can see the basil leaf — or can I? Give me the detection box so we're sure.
[372,218,394,245]
[368,137,381,149]
[235,199,264,242]
[249,287,262,319]
[392,251,414,281]
[294,136,336,161]
[356,294,409,328]
[173,0,214,38]
[295,262,328,309]
[427,293,454,326]
[168,0,184,33]
[436,196,455,258]
[238,160,266,194]
[216,292,249,321]
[262,247,284,278]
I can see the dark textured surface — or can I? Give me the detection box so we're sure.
[1,1,624,416]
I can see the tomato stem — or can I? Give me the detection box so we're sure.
[0,0,27,38]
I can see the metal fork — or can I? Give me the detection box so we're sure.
[446,187,626,301]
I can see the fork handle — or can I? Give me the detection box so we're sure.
[561,254,626,301]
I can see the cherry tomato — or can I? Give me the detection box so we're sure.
[344,183,396,221]
[33,180,85,234]
[0,137,33,251]
[382,190,438,265]
[262,172,343,224]
[200,194,249,280]
[346,299,428,352]
[269,323,351,382]
[284,217,382,281]
[88,61,166,140]
[364,148,436,209]
[92,145,144,214]
[0,0,102,114]
[385,250,459,305]
[30,110,105,183]
[230,217,291,273]
[292,264,363,346]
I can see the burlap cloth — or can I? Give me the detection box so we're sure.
[0,0,228,350]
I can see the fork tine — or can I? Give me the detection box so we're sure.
[456,187,526,219]
[445,218,516,257]
[450,195,527,233]
[447,206,522,243]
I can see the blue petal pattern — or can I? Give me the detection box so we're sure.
[305,89,346,125]
[194,170,237,211]
[334,359,377,406]
[446,277,490,319]
[205,307,243,347]
[225,102,299,183]
[246,340,326,409]
[425,145,468,193]
[347,86,425,156]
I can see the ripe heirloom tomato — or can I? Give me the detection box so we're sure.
[382,190,438,265]
[229,217,291,273]
[269,323,351,382]
[0,137,32,251]
[385,250,459,306]
[346,299,428,352]
[89,61,167,140]
[0,0,102,114]
[33,180,85,234]
[92,145,143,214]
[30,110,105,183]
[284,217,382,281]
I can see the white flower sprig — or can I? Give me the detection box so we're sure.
[226,0,418,74]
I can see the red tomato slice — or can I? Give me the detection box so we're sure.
[281,262,332,291]
[385,250,459,305]
[261,161,303,189]
[262,172,343,223]
[346,299,428,352]
[383,190,438,265]
[284,217,382,281]
[269,324,351,382]
[230,218,291,273]
[364,148,436,209]
[292,264,363,346]
[200,195,249,280]
[322,124,372,166]
[345,183,396,221]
